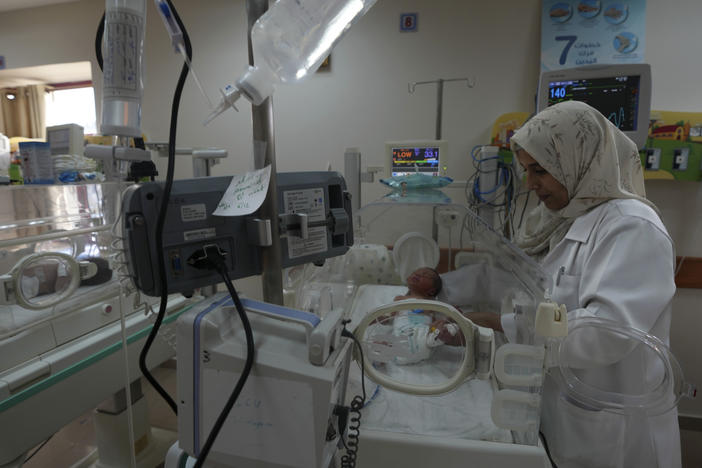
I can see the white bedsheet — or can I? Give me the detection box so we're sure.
[347,284,511,443]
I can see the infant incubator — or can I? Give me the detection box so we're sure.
[0,183,193,467]
[287,198,554,466]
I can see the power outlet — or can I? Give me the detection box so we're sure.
[673,148,689,171]
[436,208,460,228]
[644,148,661,170]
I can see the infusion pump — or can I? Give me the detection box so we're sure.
[122,171,354,297]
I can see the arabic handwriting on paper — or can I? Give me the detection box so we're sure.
[213,165,272,216]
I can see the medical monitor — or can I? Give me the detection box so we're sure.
[385,140,448,177]
[537,64,651,148]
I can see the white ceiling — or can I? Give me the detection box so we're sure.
[0,0,78,13]
[0,61,92,87]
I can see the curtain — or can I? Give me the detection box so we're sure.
[0,84,46,139]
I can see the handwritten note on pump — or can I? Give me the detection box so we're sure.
[213,165,272,216]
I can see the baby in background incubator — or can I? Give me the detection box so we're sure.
[19,256,113,299]
[20,262,71,298]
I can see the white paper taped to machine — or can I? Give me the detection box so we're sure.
[213,165,271,216]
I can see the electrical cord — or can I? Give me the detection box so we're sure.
[503,164,517,238]
[472,164,511,203]
[339,323,367,468]
[517,191,531,231]
[135,0,192,415]
[23,435,53,463]
[468,146,515,206]
[95,12,105,71]
[95,3,185,410]
[468,146,518,237]
[188,245,255,468]
[675,256,687,277]
[461,152,523,244]
[539,431,558,468]
[94,0,192,414]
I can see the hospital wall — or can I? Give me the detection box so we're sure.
[0,0,701,418]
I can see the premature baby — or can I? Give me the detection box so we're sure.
[394,267,443,301]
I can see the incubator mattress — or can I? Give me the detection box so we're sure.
[347,284,511,443]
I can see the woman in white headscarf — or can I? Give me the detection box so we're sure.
[474,101,680,468]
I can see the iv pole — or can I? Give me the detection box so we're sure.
[409,77,476,243]
[408,77,475,140]
[247,0,284,305]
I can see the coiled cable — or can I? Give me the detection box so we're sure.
[109,190,156,320]
[341,395,364,468]
[340,325,367,468]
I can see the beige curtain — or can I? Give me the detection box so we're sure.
[0,84,46,139]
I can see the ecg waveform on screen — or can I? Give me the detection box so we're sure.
[608,107,626,129]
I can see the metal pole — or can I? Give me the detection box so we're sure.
[192,158,207,178]
[344,148,361,214]
[246,0,284,305]
[435,79,443,140]
[408,77,474,141]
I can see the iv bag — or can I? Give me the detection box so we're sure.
[240,0,376,104]
[207,0,376,123]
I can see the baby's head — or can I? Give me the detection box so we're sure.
[406,267,442,298]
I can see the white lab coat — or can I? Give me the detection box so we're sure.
[502,198,681,468]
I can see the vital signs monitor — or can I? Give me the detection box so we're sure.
[385,140,448,177]
[536,64,651,148]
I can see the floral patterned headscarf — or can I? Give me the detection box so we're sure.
[510,100,656,258]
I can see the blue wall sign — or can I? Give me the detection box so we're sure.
[400,13,418,32]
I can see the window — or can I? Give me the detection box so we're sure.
[45,86,97,134]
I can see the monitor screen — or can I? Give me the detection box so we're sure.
[546,75,641,132]
[537,64,651,148]
[386,140,448,177]
[391,146,440,176]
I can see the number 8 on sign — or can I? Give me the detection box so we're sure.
[400,13,417,32]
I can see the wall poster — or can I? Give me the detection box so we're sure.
[541,0,646,71]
